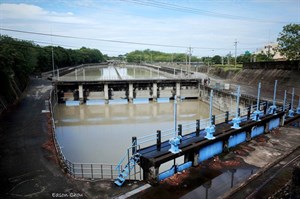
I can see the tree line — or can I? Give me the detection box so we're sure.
[0,35,105,105]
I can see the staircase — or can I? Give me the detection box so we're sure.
[114,153,141,186]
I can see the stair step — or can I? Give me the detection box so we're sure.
[114,180,124,187]
[118,176,126,182]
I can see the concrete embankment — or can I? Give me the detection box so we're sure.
[206,67,300,102]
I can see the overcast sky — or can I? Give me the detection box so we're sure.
[0,0,299,57]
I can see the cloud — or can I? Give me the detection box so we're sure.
[0,1,297,56]
[0,3,91,24]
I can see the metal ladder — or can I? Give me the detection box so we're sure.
[114,153,141,186]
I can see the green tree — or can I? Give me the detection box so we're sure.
[255,53,273,62]
[211,55,222,64]
[277,23,300,60]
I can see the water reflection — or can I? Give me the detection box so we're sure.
[181,168,257,199]
[54,100,222,163]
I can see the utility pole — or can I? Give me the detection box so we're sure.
[234,39,238,68]
[51,46,55,80]
[188,46,192,77]
[228,51,231,65]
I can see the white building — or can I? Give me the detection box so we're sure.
[255,43,286,60]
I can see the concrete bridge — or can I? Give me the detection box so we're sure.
[53,78,203,104]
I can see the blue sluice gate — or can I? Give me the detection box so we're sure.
[228,132,246,148]
[158,161,192,181]
[157,97,170,103]
[158,166,175,181]
[86,99,105,105]
[109,99,128,105]
[133,98,149,104]
[198,141,223,162]
[251,125,264,138]
[269,118,280,131]
[66,100,80,106]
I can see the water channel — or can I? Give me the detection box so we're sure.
[55,65,259,198]
[54,99,222,165]
[60,65,168,81]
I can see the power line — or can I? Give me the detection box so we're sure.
[0,27,236,50]
[122,0,290,24]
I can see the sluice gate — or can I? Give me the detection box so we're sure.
[114,81,300,186]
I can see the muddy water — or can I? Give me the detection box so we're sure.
[54,100,222,164]
[61,66,163,81]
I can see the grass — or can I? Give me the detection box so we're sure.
[213,64,243,72]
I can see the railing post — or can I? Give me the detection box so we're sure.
[225,111,229,123]
[101,165,103,179]
[212,115,215,125]
[238,108,240,117]
[73,164,75,178]
[81,164,84,178]
[156,130,161,151]
[134,163,137,180]
[127,149,130,180]
[178,124,182,136]
[111,165,113,179]
[196,120,200,136]
[91,164,94,179]
[247,106,251,120]
[263,101,267,115]
[132,136,137,155]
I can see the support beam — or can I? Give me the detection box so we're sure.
[205,90,215,140]
[144,166,159,184]
[268,80,277,115]
[153,83,157,101]
[78,85,83,103]
[252,82,262,121]
[176,82,181,100]
[169,96,182,154]
[288,88,295,117]
[232,86,241,129]
[283,90,287,111]
[104,84,109,102]
[129,83,134,102]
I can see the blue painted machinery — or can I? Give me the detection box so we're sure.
[169,96,182,154]
[268,80,277,115]
[252,82,262,121]
[169,136,182,154]
[232,86,241,129]
[288,88,295,117]
[205,90,216,140]
[297,98,300,114]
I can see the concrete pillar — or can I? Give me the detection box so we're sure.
[104,84,109,102]
[129,83,133,102]
[153,83,157,101]
[264,122,270,133]
[176,82,181,99]
[78,85,83,102]
[280,115,285,126]
[193,152,199,166]
[144,166,159,184]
